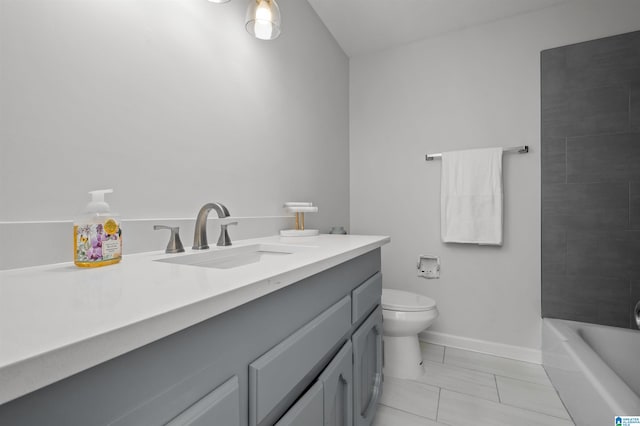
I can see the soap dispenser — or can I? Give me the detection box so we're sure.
[74,189,122,268]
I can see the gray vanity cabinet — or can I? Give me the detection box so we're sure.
[166,376,240,426]
[352,308,383,426]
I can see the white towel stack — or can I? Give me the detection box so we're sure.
[440,147,503,245]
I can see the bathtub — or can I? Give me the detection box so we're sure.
[542,318,640,426]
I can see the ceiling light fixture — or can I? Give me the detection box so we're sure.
[245,0,281,41]
[208,0,231,3]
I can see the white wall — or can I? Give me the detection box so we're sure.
[350,0,640,355]
[0,0,349,269]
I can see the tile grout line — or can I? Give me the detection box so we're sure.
[494,373,553,387]
[564,136,568,184]
[497,399,576,422]
[440,364,546,385]
[496,369,575,422]
[377,403,440,423]
[441,350,548,385]
[442,388,575,423]
[411,369,505,405]
[629,88,632,131]
[544,367,577,425]
[494,374,502,403]
[435,387,442,423]
[630,279,634,329]
[377,345,576,425]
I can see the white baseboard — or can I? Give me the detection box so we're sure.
[419,330,542,364]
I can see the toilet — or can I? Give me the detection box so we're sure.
[381,289,438,379]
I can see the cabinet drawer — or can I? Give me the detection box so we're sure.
[249,296,352,426]
[166,376,240,426]
[274,381,323,426]
[351,273,382,323]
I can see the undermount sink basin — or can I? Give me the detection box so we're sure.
[155,244,311,270]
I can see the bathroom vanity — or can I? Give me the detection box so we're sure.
[0,235,389,426]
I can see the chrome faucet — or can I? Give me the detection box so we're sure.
[192,202,231,250]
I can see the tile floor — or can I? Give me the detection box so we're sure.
[373,342,575,426]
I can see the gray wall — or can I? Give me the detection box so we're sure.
[0,0,349,269]
[541,30,640,329]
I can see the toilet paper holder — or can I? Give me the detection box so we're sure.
[417,255,440,279]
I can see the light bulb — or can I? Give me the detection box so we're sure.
[253,21,273,40]
[245,0,281,40]
[208,0,230,3]
[255,0,272,21]
[253,0,273,39]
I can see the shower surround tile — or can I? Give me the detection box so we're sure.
[541,48,567,96]
[541,182,630,230]
[541,137,566,184]
[566,133,640,183]
[561,31,640,90]
[632,182,640,230]
[565,231,640,280]
[632,83,640,131]
[542,229,566,276]
[541,85,630,138]
[541,31,640,329]
[542,274,630,327]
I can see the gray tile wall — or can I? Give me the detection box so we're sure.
[541,30,640,329]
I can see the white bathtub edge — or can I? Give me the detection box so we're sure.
[543,318,640,424]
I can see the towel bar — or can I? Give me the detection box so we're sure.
[425,145,529,161]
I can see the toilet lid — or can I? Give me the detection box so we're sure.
[381,289,437,312]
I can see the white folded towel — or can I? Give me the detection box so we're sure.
[441,147,503,245]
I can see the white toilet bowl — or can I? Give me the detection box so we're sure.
[382,289,438,379]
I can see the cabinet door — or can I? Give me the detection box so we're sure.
[165,376,240,426]
[319,340,353,426]
[275,381,323,426]
[352,307,383,426]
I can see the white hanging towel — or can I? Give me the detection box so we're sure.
[441,147,503,245]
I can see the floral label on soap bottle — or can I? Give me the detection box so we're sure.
[75,220,122,262]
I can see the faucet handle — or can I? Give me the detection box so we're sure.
[217,221,238,247]
[153,225,185,254]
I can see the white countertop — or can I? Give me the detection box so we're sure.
[0,234,389,405]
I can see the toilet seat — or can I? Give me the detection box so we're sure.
[382,289,436,312]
